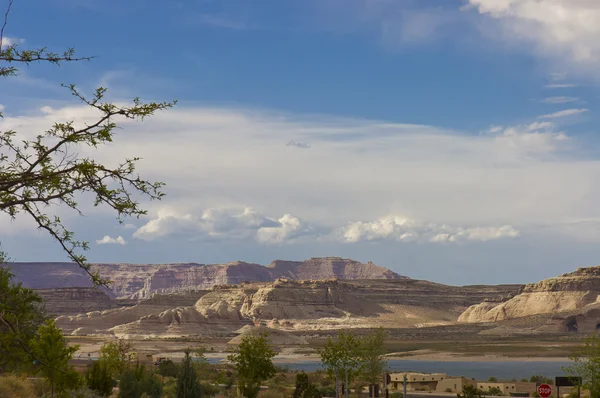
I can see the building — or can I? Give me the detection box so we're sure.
[388,373,448,392]
[436,377,474,393]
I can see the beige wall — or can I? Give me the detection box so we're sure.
[437,378,473,393]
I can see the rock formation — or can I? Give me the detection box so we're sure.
[8,257,405,299]
[458,266,600,330]
[57,278,520,338]
[37,287,115,316]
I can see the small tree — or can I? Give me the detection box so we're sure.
[0,265,47,373]
[29,319,80,397]
[360,328,388,397]
[319,331,363,395]
[99,339,135,377]
[227,334,277,398]
[118,363,162,398]
[294,372,310,398]
[86,360,114,397]
[176,348,201,398]
[564,333,600,397]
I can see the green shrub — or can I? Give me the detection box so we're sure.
[118,364,162,398]
[200,382,221,397]
[156,360,178,379]
[86,360,114,397]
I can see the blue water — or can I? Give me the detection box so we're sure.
[226,360,572,380]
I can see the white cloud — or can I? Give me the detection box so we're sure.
[492,122,568,156]
[0,104,4,112]
[545,84,578,89]
[340,215,519,243]
[0,37,24,49]
[2,102,600,245]
[538,108,589,119]
[96,235,127,245]
[133,207,313,243]
[466,0,600,74]
[542,97,579,104]
[286,140,311,148]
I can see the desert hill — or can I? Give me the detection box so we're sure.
[458,265,600,333]
[7,257,405,299]
[55,278,520,338]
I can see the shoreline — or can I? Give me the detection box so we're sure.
[203,351,571,364]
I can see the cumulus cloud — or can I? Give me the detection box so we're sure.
[134,207,314,244]
[96,236,127,245]
[466,0,600,73]
[538,109,589,119]
[340,215,519,244]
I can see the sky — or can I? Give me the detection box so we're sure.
[1,0,600,285]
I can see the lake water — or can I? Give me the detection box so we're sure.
[221,360,573,380]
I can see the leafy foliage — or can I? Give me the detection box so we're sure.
[294,372,310,398]
[319,331,364,385]
[0,0,175,286]
[85,360,114,397]
[457,384,484,398]
[99,339,135,377]
[157,359,179,379]
[29,318,81,396]
[359,328,388,385]
[227,334,277,398]
[176,348,201,398]
[118,363,162,398]
[564,333,600,397]
[0,265,46,372]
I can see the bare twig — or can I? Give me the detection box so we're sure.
[0,0,14,50]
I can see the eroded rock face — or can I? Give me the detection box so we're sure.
[56,278,520,338]
[37,287,115,316]
[8,257,405,299]
[458,265,600,324]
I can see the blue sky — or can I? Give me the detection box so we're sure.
[2,0,600,285]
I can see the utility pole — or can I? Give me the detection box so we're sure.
[345,368,349,398]
[403,374,408,398]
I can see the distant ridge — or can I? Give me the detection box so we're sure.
[6,257,406,299]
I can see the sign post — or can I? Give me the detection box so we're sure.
[538,384,552,398]
[556,376,582,398]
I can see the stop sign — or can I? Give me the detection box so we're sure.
[538,383,552,398]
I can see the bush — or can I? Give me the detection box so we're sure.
[446,388,453,393]
[390,393,403,398]
[200,382,221,397]
[157,360,178,379]
[86,360,114,397]
[67,387,105,398]
[118,364,163,398]
[487,387,503,396]
[0,374,36,398]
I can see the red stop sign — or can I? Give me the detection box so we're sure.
[538,383,552,398]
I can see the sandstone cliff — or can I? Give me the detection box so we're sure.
[458,265,600,324]
[37,287,115,316]
[57,278,520,338]
[8,257,405,299]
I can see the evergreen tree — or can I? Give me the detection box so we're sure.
[294,372,310,398]
[118,363,162,398]
[176,348,201,398]
[0,265,47,373]
[86,360,114,397]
